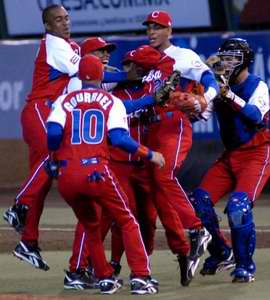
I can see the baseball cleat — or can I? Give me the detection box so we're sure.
[3,204,28,233]
[189,227,212,258]
[130,277,158,295]
[99,277,123,294]
[200,250,235,275]
[13,241,49,271]
[177,254,196,286]
[64,269,98,290]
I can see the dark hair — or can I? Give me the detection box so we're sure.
[42,4,62,24]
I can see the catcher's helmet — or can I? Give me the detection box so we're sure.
[217,38,254,82]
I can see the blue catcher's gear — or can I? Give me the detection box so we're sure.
[189,188,232,258]
[225,192,256,283]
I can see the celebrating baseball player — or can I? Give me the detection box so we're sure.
[139,10,220,285]
[3,4,81,271]
[190,38,270,283]
[46,54,165,295]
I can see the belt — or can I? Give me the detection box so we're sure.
[59,157,100,167]
[148,111,174,123]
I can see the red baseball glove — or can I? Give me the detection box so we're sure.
[169,91,208,117]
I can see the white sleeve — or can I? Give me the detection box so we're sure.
[101,82,118,92]
[47,95,67,128]
[66,77,82,93]
[46,34,80,76]
[107,95,129,131]
[248,81,270,118]
[200,100,214,121]
[173,48,209,82]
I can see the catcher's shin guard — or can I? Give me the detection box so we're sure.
[225,192,256,282]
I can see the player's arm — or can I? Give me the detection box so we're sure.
[108,128,153,159]
[45,96,67,178]
[200,70,220,104]
[123,95,154,114]
[103,71,128,83]
[221,81,269,124]
[46,95,67,151]
[103,70,142,83]
[46,35,80,76]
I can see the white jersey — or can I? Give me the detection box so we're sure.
[164,45,209,82]
[47,88,128,132]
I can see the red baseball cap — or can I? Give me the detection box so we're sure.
[142,10,172,27]
[78,55,104,81]
[122,45,161,70]
[80,37,116,57]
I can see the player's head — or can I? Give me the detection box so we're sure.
[80,37,116,65]
[142,10,172,52]
[42,5,70,39]
[122,45,161,76]
[217,38,254,82]
[78,55,104,84]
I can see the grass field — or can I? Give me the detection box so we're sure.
[0,188,270,299]
[1,250,270,300]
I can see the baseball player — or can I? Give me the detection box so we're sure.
[190,38,270,283]
[3,4,81,270]
[97,46,162,279]
[139,10,219,284]
[65,36,119,289]
[46,54,164,294]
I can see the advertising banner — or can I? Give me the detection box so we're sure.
[3,0,211,35]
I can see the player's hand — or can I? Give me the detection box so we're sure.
[219,82,230,98]
[150,151,165,168]
[44,159,60,178]
[154,70,181,105]
[205,55,228,85]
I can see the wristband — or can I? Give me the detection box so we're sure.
[136,145,153,160]
[226,90,246,109]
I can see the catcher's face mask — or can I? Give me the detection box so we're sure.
[218,51,244,81]
[218,52,243,81]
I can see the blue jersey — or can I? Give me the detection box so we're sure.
[214,74,269,150]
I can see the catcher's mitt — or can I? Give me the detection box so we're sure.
[154,70,181,105]
[169,91,207,117]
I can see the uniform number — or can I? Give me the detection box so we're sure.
[71,109,105,144]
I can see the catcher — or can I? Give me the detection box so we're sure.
[189,38,270,283]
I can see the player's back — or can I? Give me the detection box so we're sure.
[54,88,115,161]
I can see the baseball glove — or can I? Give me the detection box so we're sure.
[154,70,181,105]
[169,91,208,117]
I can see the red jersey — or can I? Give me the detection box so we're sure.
[27,33,80,102]
[110,85,149,162]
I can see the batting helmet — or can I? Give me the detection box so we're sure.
[217,38,254,82]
